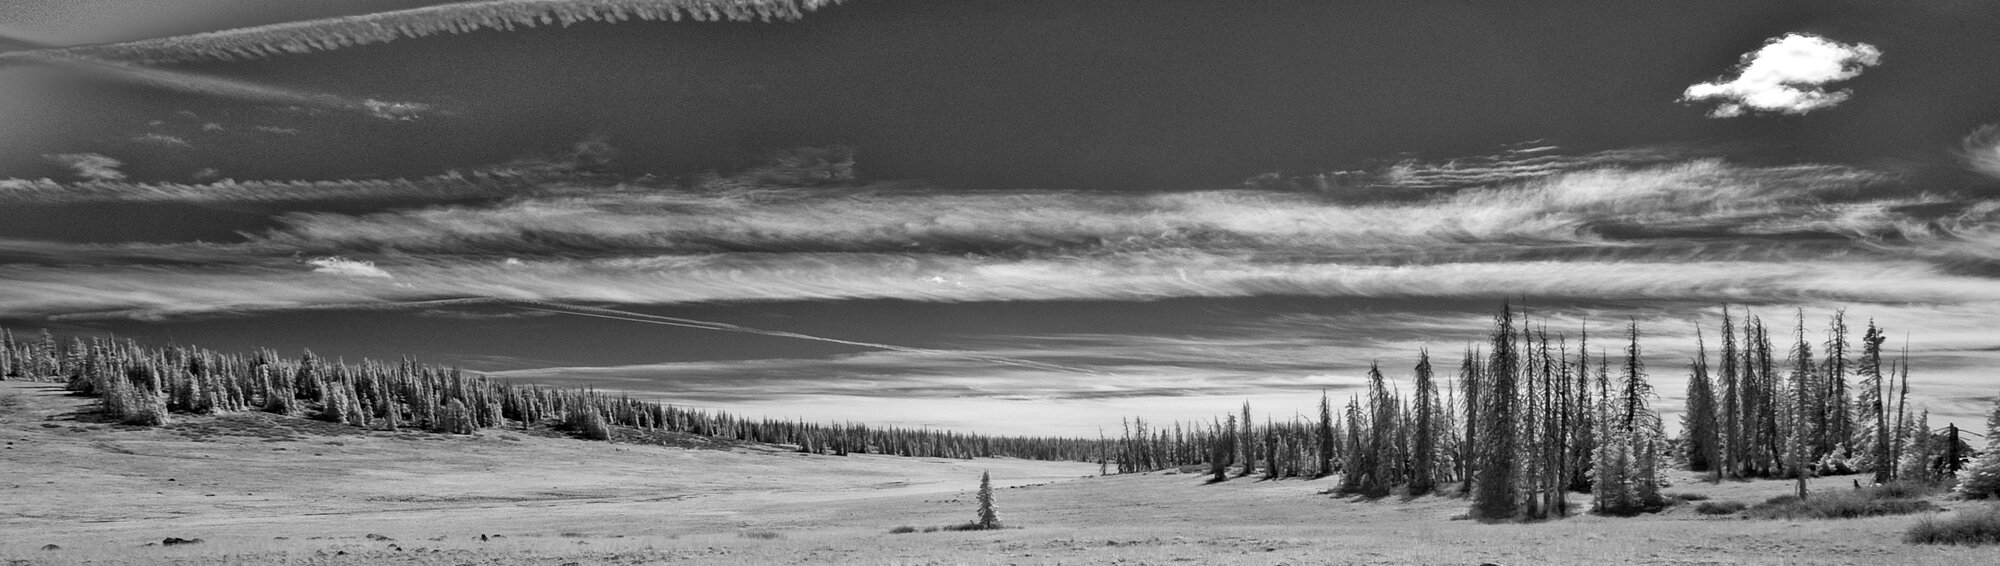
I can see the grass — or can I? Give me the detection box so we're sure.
[1744,485,1937,520]
[0,390,22,419]
[1695,500,1747,515]
[1906,504,2000,546]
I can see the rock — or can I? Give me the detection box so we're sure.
[161,537,202,546]
[40,544,59,551]
[479,534,489,542]
[366,533,394,541]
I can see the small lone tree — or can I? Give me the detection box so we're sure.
[976,471,1000,529]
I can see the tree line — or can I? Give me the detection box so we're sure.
[0,328,1100,463]
[1104,304,1973,520]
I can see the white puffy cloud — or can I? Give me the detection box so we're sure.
[41,152,126,181]
[306,256,392,279]
[1682,33,1882,118]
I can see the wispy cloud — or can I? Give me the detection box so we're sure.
[1964,124,2000,181]
[16,0,845,65]
[1682,33,1882,118]
[41,152,126,181]
[305,256,392,279]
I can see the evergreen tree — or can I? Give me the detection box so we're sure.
[1823,310,1852,459]
[1239,402,1256,478]
[1567,328,1596,493]
[1718,306,1742,478]
[1898,409,1935,484]
[1855,320,1891,483]
[1683,329,1719,479]
[1458,346,1481,496]
[1316,391,1336,478]
[1471,304,1520,520]
[976,471,1000,529]
[1363,362,1396,496]
[1410,350,1438,495]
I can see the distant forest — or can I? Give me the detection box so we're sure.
[6,302,1990,521]
[1103,304,1984,520]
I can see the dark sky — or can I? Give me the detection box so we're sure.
[3,0,1999,435]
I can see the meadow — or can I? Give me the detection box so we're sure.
[6,379,1998,565]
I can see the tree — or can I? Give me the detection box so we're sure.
[1471,304,1520,520]
[1410,350,1438,495]
[1823,310,1852,459]
[1623,320,1664,511]
[1718,306,1741,478]
[976,471,1000,529]
[1855,320,1891,483]
[1316,390,1335,478]
[1683,329,1719,479]
[1239,402,1256,478]
[1787,310,1814,498]
[1363,362,1395,496]
[1458,346,1481,496]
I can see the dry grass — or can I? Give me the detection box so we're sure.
[7,381,2000,565]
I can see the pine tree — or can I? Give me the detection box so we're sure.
[976,471,1000,529]
[1623,320,1663,511]
[1316,391,1335,478]
[1855,320,1891,483]
[1458,346,1481,496]
[1471,304,1520,520]
[1239,402,1256,478]
[1683,329,1719,479]
[1410,350,1438,495]
[1718,306,1741,478]
[1787,310,1814,498]
[1363,362,1395,496]
[1823,310,1852,459]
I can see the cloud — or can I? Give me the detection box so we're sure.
[305,256,393,279]
[13,0,844,65]
[1964,124,2000,180]
[1682,33,1882,118]
[41,152,126,181]
[234,159,1896,259]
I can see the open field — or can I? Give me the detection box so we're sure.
[3,380,1997,565]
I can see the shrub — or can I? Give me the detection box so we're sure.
[1746,488,1935,520]
[1876,481,1940,500]
[738,531,782,540]
[888,526,918,534]
[564,409,611,441]
[1906,504,2000,546]
[1695,501,1747,515]
[1669,492,1711,502]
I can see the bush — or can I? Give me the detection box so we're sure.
[1906,504,2000,546]
[888,526,918,534]
[1669,492,1711,502]
[1877,481,1940,500]
[738,531,782,540]
[1696,501,1747,515]
[1746,488,1935,520]
[564,409,611,441]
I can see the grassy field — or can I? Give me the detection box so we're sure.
[3,380,1997,565]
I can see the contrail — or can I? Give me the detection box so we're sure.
[398,297,1100,375]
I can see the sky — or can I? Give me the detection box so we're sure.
[2,0,1999,438]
